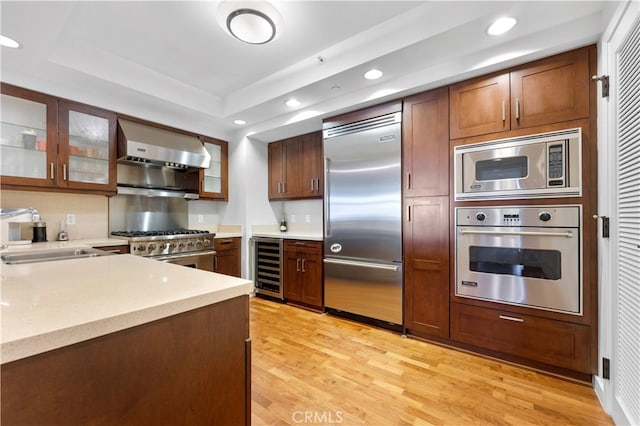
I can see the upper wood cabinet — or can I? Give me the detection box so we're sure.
[1,84,117,194]
[403,87,450,197]
[198,136,228,200]
[268,131,323,200]
[449,46,591,140]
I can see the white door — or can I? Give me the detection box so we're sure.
[597,2,640,425]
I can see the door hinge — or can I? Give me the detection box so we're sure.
[603,357,610,380]
[592,75,609,98]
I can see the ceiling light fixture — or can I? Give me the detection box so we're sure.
[285,98,301,108]
[234,119,247,125]
[364,69,383,80]
[226,8,276,44]
[0,35,20,49]
[487,17,517,36]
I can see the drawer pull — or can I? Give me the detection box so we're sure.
[220,239,233,244]
[295,241,307,246]
[499,315,524,323]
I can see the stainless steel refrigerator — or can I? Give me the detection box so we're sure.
[323,111,403,328]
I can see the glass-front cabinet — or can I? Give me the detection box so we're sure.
[0,84,116,193]
[58,101,116,191]
[199,136,228,200]
[1,85,58,187]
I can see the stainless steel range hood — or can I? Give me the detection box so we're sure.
[117,119,211,169]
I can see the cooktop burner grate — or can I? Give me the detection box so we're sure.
[111,229,210,238]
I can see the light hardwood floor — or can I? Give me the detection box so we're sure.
[250,296,612,426]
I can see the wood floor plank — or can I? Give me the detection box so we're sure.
[250,297,612,425]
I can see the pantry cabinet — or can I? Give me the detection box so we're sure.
[449,46,591,140]
[213,237,241,278]
[268,131,323,200]
[283,240,323,310]
[0,84,117,194]
[197,136,229,200]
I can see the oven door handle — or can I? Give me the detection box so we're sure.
[459,230,574,238]
[153,250,217,262]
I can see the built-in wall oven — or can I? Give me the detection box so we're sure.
[454,128,582,201]
[455,205,582,315]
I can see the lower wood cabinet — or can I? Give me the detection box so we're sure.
[283,240,323,310]
[213,237,241,278]
[94,244,130,254]
[403,196,450,339]
[450,302,591,373]
[1,296,251,425]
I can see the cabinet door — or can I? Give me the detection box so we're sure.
[283,248,302,301]
[282,138,302,198]
[403,87,449,197]
[510,48,590,129]
[268,141,285,199]
[58,101,116,192]
[200,136,228,200]
[449,73,510,139]
[301,253,323,308]
[0,84,58,187]
[403,196,449,338]
[215,250,240,277]
[299,132,323,198]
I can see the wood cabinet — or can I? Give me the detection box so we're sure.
[1,84,117,194]
[403,87,450,198]
[1,296,251,426]
[403,197,450,339]
[213,237,241,278]
[450,302,591,373]
[283,240,323,310]
[268,131,323,200]
[197,136,228,200]
[449,46,591,140]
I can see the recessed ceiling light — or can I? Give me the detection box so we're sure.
[285,98,301,108]
[0,35,20,49]
[364,69,383,80]
[227,8,276,44]
[487,17,517,36]
[234,119,247,125]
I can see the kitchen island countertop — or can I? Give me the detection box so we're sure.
[0,254,253,363]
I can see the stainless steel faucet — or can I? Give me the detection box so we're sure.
[0,207,41,221]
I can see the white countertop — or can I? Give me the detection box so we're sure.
[214,233,243,239]
[251,231,323,241]
[0,254,253,364]
[1,238,128,253]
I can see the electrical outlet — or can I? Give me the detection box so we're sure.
[305,214,311,223]
[66,214,76,225]
[198,215,204,223]
[290,214,296,223]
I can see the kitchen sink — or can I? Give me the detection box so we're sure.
[1,248,114,265]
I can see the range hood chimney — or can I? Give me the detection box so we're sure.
[117,119,211,169]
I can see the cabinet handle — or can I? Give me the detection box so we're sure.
[50,162,55,180]
[407,205,411,222]
[501,100,506,122]
[499,315,524,323]
[315,178,320,191]
[296,258,301,272]
[214,256,218,270]
[311,179,314,191]
[63,164,67,181]
[220,239,233,244]
[515,98,520,120]
[295,241,307,246]
[301,258,306,272]
[283,181,286,193]
[407,172,412,190]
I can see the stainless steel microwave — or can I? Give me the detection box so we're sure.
[454,128,582,201]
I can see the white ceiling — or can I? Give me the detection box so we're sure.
[0,1,617,142]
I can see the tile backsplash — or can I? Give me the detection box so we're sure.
[1,190,109,242]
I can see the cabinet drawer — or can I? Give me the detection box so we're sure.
[214,237,240,250]
[283,240,322,255]
[450,303,590,373]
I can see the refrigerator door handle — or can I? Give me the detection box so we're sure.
[324,157,331,237]
[323,258,400,272]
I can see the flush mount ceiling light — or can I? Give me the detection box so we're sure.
[0,35,20,49]
[487,17,517,36]
[364,69,383,80]
[285,98,301,108]
[233,119,247,125]
[218,1,283,45]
